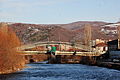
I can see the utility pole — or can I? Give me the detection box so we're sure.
[84,24,92,51]
[58,31,61,51]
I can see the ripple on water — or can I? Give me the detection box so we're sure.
[0,63,120,80]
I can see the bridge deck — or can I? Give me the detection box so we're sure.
[19,51,105,56]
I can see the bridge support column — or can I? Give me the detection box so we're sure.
[48,55,62,64]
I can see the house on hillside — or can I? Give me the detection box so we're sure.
[95,39,105,44]
[93,39,110,45]
[101,23,119,36]
[94,42,108,52]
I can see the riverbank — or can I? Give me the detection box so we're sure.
[0,54,47,74]
[48,55,120,70]
[0,65,25,74]
[95,61,120,70]
[80,60,120,70]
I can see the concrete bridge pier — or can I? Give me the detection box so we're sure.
[47,55,62,64]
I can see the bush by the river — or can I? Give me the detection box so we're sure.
[0,23,25,74]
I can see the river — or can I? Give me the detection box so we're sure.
[1,62,120,80]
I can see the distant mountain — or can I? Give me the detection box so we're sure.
[2,21,118,44]
[60,21,107,30]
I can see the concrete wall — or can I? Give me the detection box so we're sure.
[109,51,120,59]
[24,54,48,63]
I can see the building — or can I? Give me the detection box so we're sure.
[95,42,108,52]
[107,39,120,60]
[107,39,118,51]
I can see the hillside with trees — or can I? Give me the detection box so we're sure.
[3,21,118,44]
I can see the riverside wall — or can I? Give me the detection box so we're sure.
[24,54,48,63]
[49,55,120,70]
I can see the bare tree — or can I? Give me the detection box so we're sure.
[117,26,120,49]
[84,24,92,51]
[0,23,25,74]
[0,23,8,33]
[84,24,92,46]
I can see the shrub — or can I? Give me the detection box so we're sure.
[0,23,25,74]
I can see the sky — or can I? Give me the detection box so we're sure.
[0,0,120,24]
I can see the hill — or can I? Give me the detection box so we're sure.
[60,21,107,30]
[8,23,76,44]
[2,21,118,44]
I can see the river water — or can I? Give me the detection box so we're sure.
[1,62,120,80]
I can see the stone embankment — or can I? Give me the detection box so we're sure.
[49,55,120,70]
[95,61,120,70]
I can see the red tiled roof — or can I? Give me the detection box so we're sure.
[95,43,107,47]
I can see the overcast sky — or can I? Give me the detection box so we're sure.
[0,0,120,24]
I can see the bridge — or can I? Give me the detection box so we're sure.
[18,41,94,51]
[18,41,105,63]
[19,51,105,56]
[18,41,71,50]
[18,41,105,56]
